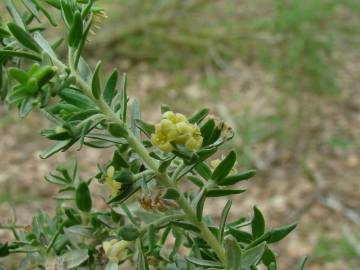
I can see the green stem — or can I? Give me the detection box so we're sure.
[50,54,227,266]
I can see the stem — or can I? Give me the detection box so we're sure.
[50,55,227,266]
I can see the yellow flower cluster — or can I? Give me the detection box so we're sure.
[102,239,130,263]
[151,111,203,152]
[105,166,121,197]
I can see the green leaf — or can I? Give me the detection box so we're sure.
[0,49,41,61]
[135,119,155,137]
[118,224,140,241]
[91,61,102,99]
[59,88,96,109]
[34,32,57,57]
[262,247,277,270]
[297,256,308,270]
[193,188,206,221]
[224,235,242,270]
[60,0,75,28]
[131,98,141,139]
[189,108,209,124]
[40,139,73,159]
[188,175,204,188]
[162,188,180,200]
[240,242,266,269]
[201,118,215,145]
[68,10,83,47]
[186,257,222,268]
[119,73,128,121]
[195,162,212,180]
[161,104,171,114]
[103,68,118,105]
[113,169,134,184]
[30,0,58,26]
[228,227,253,243]
[62,249,89,269]
[108,122,129,138]
[252,206,265,239]
[212,151,237,183]
[5,0,26,28]
[206,189,246,197]
[7,23,41,53]
[76,182,92,212]
[217,170,256,186]
[172,221,200,233]
[268,223,297,243]
[218,200,232,242]
[9,68,29,84]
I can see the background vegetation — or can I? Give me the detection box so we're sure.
[1,0,360,269]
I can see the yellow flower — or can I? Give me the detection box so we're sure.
[151,111,203,152]
[105,166,121,197]
[102,239,130,263]
[163,111,187,124]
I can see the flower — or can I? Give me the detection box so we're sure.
[105,166,121,197]
[151,111,203,152]
[102,239,130,263]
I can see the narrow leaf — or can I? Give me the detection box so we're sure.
[91,61,101,99]
[212,151,236,183]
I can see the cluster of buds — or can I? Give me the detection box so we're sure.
[151,111,203,152]
[105,166,122,197]
[102,239,130,263]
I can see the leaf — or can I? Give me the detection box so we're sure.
[189,108,209,124]
[218,200,232,242]
[252,206,265,239]
[135,119,155,137]
[91,61,102,99]
[40,139,73,159]
[228,227,253,243]
[195,162,212,180]
[188,175,204,188]
[224,235,242,270]
[62,249,89,269]
[0,49,41,61]
[193,188,206,221]
[172,221,200,233]
[186,257,222,268]
[297,256,308,270]
[7,23,41,53]
[59,88,96,109]
[119,73,128,121]
[162,188,180,200]
[68,10,83,47]
[262,247,277,270]
[200,118,215,145]
[212,151,237,183]
[131,98,141,139]
[217,170,256,186]
[103,69,118,105]
[206,189,246,197]
[5,0,26,28]
[240,242,266,269]
[60,0,75,28]
[108,122,129,138]
[268,223,297,243]
[75,182,92,212]
[33,32,57,57]
[9,68,29,84]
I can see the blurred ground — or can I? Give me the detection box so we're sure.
[1,0,360,269]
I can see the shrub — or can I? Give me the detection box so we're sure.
[0,1,307,269]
